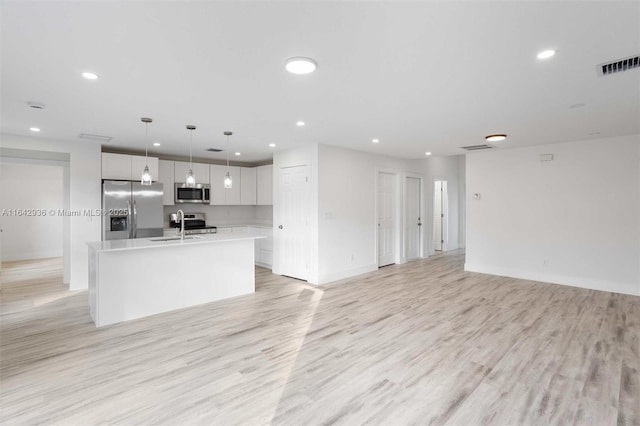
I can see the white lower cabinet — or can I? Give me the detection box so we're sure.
[217,226,272,268]
[251,226,273,269]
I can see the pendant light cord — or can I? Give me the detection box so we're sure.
[189,129,193,168]
[145,122,149,159]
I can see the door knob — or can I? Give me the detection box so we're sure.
[278,225,283,229]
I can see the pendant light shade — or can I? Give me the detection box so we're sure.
[186,125,197,188]
[224,131,233,189]
[140,117,153,185]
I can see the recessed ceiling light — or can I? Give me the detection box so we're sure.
[153,142,161,147]
[29,127,41,132]
[425,152,432,156]
[235,152,241,156]
[269,143,276,148]
[82,72,99,80]
[285,57,317,74]
[537,50,556,60]
[296,121,305,127]
[372,139,380,143]
[485,134,507,142]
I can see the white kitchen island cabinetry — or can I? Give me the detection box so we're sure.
[87,233,265,327]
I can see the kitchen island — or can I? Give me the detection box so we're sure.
[87,233,265,327]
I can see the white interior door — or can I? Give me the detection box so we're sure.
[405,177,421,261]
[278,165,308,280]
[378,172,396,267]
[433,180,448,251]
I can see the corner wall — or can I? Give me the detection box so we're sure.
[465,135,640,296]
[0,133,102,290]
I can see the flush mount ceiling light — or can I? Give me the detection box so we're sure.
[140,117,153,185]
[296,121,305,127]
[425,152,432,156]
[185,125,197,188]
[537,49,556,60]
[82,72,99,80]
[29,127,41,132]
[285,57,317,74]
[485,134,507,142]
[372,139,380,143]
[224,131,233,189]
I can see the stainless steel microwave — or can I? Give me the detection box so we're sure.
[175,183,210,204]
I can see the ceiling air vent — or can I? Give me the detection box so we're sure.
[461,144,494,151]
[78,133,113,142]
[206,148,223,153]
[598,55,640,76]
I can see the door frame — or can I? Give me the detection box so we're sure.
[375,169,402,267]
[432,177,449,254]
[404,173,425,261]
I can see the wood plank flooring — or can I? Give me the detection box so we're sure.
[1,252,638,425]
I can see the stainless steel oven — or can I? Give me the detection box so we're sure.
[175,183,210,204]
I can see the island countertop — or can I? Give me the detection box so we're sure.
[87,232,266,253]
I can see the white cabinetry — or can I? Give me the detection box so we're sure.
[157,160,175,205]
[102,153,159,182]
[240,167,257,205]
[256,165,273,205]
[174,161,210,185]
[251,227,273,269]
[210,165,241,205]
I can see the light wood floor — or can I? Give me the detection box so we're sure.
[1,252,638,426]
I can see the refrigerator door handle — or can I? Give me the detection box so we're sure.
[127,199,133,239]
[132,200,138,239]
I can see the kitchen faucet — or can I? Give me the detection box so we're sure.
[176,209,185,240]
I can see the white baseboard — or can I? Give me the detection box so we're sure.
[317,263,379,285]
[464,263,639,296]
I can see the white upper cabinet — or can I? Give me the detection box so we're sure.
[256,164,273,205]
[240,167,257,205]
[157,160,175,205]
[210,164,241,205]
[174,161,210,185]
[102,153,158,182]
[226,166,241,205]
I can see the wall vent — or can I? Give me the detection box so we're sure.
[206,148,223,152]
[78,133,113,142]
[461,144,494,151]
[598,55,640,76]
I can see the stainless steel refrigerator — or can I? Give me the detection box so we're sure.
[102,181,164,240]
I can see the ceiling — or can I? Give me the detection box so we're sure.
[2,1,639,163]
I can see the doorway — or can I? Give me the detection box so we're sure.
[405,176,422,261]
[433,180,448,251]
[378,172,397,267]
[277,165,308,280]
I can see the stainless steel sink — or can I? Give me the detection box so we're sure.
[149,236,204,242]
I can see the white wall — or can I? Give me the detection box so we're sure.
[0,134,102,290]
[0,159,65,261]
[466,135,640,296]
[316,145,422,284]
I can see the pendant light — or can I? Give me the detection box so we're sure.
[224,131,233,189]
[186,125,196,187]
[140,117,153,185]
